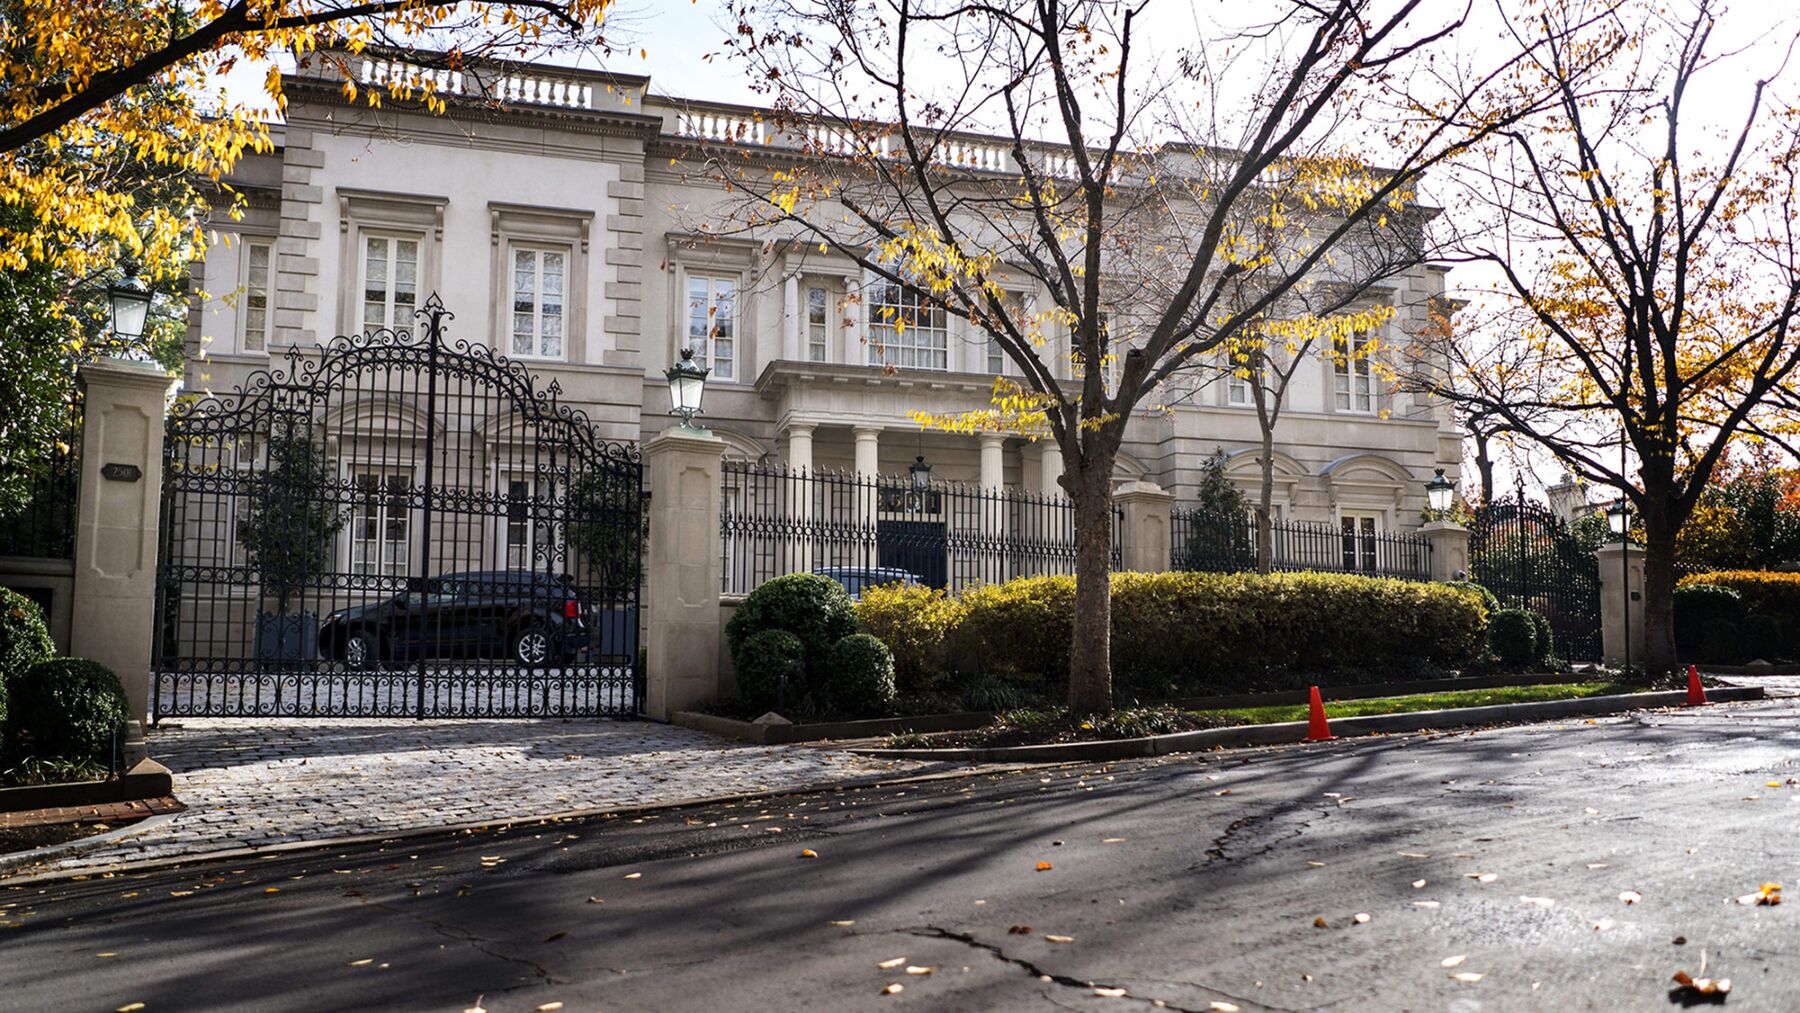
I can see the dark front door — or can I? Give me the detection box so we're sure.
[878,519,948,589]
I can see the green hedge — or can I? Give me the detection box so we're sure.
[5,658,127,763]
[0,590,56,754]
[856,570,1488,698]
[854,582,961,694]
[823,634,897,715]
[1680,571,1800,660]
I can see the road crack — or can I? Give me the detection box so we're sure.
[909,925,1221,1012]
[365,896,564,987]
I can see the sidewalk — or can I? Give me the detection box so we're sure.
[8,717,935,877]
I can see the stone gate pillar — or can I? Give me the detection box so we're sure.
[1421,521,1471,582]
[643,425,728,720]
[1114,480,1175,573]
[1596,541,1646,666]
[69,358,173,744]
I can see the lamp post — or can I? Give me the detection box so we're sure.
[106,274,152,344]
[1425,468,1455,519]
[1608,497,1633,674]
[664,347,711,432]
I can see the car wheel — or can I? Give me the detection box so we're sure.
[511,625,552,667]
[344,631,379,670]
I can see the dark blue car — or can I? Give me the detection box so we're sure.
[319,570,591,668]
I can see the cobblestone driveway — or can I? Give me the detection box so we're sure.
[30,718,932,874]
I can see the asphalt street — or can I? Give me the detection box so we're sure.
[6,696,1800,1012]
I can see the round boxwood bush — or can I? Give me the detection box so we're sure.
[726,573,857,666]
[0,590,55,753]
[732,629,807,713]
[1488,608,1538,667]
[1743,613,1786,662]
[823,633,897,717]
[5,658,128,762]
[1526,610,1555,664]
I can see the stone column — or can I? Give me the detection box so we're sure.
[782,275,801,362]
[852,426,881,570]
[978,432,1005,489]
[643,426,728,720]
[70,358,173,745]
[1420,521,1471,582]
[852,426,881,477]
[1597,541,1646,666]
[785,423,816,574]
[1114,479,1175,573]
[1040,441,1065,499]
[786,422,815,472]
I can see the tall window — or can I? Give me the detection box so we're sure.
[361,234,419,335]
[1340,513,1379,572]
[350,471,411,576]
[867,277,948,370]
[502,478,538,569]
[511,247,566,359]
[1226,348,1252,406]
[806,286,829,362]
[242,241,272,352]
[1334,335,1375,412]
[686,274,737,380]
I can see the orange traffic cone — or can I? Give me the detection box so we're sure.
[1686,664,1708,707]
[1307,686,1334,741]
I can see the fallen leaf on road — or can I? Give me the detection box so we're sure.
[1044,935,1074,944]
[1520,896,1556,908]
[623,873,641,880]
[1307,861,1326,868]
[1414,901,1441,909]
[1587,863,1609,870]
[1103,838,1126,843]
[1620,891,1642,905]
[535,1004,564,1012]
[1353,913,1370,924]
[1448,972,1485,983]
[1412,880,1427,889]
[800,849,818,859]
[1036,862,1053,871]
[1594,918,1617,931]
[1093,987,1128,998]
[348,958,373,967]
[263,888,280,895]
[95,953,116,959]
[1735,883,1782,906]
[1466,873,1498,883]
[1671,971,1731,996]
[1209,1002,1240,1012]
[1399,852,1430,859]
[116,1005,145,1012]
[881,983,903,995]
[462,1005,487,1013]
[1216,789,1233,796]
[1673,936,1688,945]
[1442,955,1467,967]
[830,920,855,927]
[585,897,603,904]
[905,966,932,975]
[1313,916,1329,928]
[877,957,906,969]
[1008,925,1032,934]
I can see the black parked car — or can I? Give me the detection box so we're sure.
[319,570,590,668]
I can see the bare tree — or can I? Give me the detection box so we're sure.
[1409,0,1800,675]
[702,0,1583,711]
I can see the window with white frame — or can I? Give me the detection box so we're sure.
[510,246,567,359]
[361,234,420,335]
[349,470,411,576]
[867,276,948,370]
[1340,512,1380,572]
[241,241,273,353]
[1226,348,1253,406]
[686,274,737,380]
[501,477,541,569]
[806,286,829,362]
[984,291,1026,375]
[1333,335,1375,412]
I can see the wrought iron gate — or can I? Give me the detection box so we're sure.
[153,296,643,718]
[1469,494,1601,662]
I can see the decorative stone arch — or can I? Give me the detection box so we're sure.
[707,426,773,463]
[1221,447,1305,516]
[1319,452,1416,524]
[320,393,443,448]
[1110,449,1150,488]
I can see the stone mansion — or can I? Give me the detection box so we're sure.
[183,50,1463,539]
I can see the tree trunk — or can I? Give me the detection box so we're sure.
[1639,497,1680,679]
[1473,431,1495,505]
[1256,429,1275,574]
[1065,455,1116,715]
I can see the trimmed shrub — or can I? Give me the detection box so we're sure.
[1674,584,1747,658]
[823,634,897,717]
[1743,613,1786,661]
[5,658,128,762]
[1445,580,1500,617]
[0,589,55,753]
[854,582,964,693]
[726,573,858,664]
[960,673,1039,713]
[945,576,1075,683]
[1526,610,1555,664]
[1489,609,1538,667]
[1681,571,1800,637]
[732,629,807,713]
[1700,618,1742,664]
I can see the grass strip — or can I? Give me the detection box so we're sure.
[1204,681,1645,725]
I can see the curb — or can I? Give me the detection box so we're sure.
[0,761,1038,886]
[849,686,1771,763]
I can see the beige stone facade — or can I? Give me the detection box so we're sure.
[184,52,1461,532]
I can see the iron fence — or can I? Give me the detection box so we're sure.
[1170,508,1431,581]
[721,460,1121,595]
[0,398,82,560]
